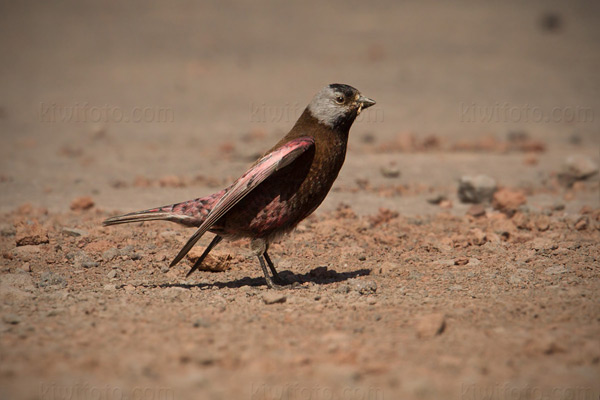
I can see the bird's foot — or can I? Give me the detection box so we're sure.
[265,277,303,290]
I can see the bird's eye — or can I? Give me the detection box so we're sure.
[335,95,344,104]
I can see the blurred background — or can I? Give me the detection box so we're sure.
[0,0,598,212]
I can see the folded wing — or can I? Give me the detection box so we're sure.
[169,136,315,267]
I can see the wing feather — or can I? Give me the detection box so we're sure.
[169,136,315,267]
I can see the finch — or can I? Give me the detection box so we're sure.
[104,83,376,289]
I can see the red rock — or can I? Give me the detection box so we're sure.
[17,203,33,215]
[579,205,593,215]
[186,248,232,272]
[523,153,538,165]
[492,188,526,214]
[466,204,486,217]
[512,212,533,230]
[563,191,575,201]
[133,176,152,188]
[70,196,95,211]
[16,203,48,216]
[368,208,399,227]
[469,228,487,245]
[454,257,469,266]
[16,223,49,246]
[535,215,550,231]
[575,216,588,231]
[219,141,235,154]
[517,140,546,153]
[439,199,453,209]
[159,175,186,188]
[12,245,42,261]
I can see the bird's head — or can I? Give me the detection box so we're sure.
[307,83,376,131]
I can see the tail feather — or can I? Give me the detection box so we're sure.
[103,190,226,228]
[103,209,184,226]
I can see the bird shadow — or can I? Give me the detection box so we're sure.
[158,267,372,290]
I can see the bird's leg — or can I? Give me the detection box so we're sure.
[264,251,285,284]
[185,235,223,278]
[258,255,284,290]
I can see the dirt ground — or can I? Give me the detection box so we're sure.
[1,1,600,400]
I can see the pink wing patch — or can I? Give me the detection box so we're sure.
[169,136,315,267]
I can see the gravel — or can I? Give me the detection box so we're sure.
[38,271,67,288]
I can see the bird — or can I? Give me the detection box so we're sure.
[103,83,376,289]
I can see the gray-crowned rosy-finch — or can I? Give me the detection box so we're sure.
[104,84,376,289]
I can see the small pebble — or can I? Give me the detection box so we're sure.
[3,314,21,325]
[492,188,527,215]
[415,313,446,339]
[544,265,567,275]
[575,216,588,231]
[70,196,95,211]
[466,204,486,217]
[458,175,497,204]
[427,195,447,205]
[62,227,89,237]
[348,279,377,295]
[193,318,211,328]
[454,257,469,266]
[380,164,401,178]
[335,284,350,294]
[102,249,119,261]
[439,199,453,209]
[262,293,287,305]
[82,261,99,269]
[563,155,598,180]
